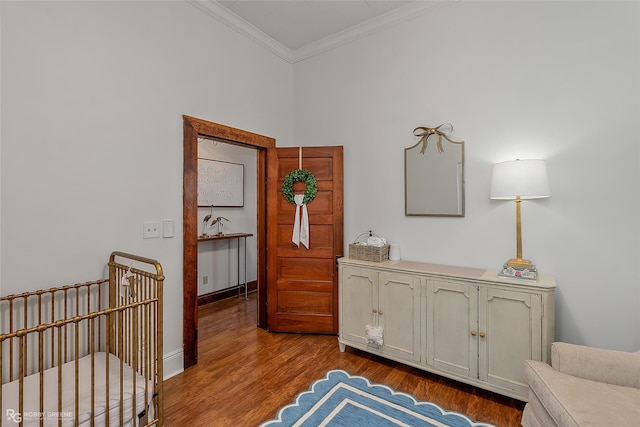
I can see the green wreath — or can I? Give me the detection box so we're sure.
[282,169,317,205]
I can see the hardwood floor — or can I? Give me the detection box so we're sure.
[163,294,525,426]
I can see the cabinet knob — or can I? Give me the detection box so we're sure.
[379,309,383,315]
[372,308,377,314]
[480,332,486,338]
[470,330,477,336]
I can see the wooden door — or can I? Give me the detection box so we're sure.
[266,146,343,333]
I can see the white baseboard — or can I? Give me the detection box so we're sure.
[162,348,184,380]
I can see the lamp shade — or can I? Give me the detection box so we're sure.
[490,159,550,200]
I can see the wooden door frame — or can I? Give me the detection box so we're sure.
[183,115,275,369]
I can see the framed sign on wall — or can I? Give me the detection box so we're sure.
[197,158,244,207]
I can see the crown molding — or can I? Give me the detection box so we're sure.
[187,0,456,64]
[292,1,455,63]
[186,0,294,63]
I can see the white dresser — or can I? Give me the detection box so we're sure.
[338,257,556,401]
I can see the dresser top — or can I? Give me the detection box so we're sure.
[393,260,486,278]
[338,257,557,289]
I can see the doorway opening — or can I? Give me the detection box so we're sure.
[183,115,275,369]
[196,138,257,306]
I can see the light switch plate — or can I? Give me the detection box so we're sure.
[163,219,175,238]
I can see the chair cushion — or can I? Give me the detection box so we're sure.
[524,360,640,427]
[551,342,640,388]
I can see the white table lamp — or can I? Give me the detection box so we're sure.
[490,159,550,280]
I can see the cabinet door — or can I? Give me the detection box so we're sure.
[479,287,542,396]
[425,279,478,379]
[379,272,421,362]
[340,266,378,345]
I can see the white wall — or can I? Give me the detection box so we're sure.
[2,0,638,376]
[293,1,640,351]
[0,0,292,375]
[197,140,257,295]
[0,5,3,297]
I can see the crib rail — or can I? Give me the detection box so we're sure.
[0,251,164,427]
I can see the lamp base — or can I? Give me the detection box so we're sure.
[498,261,538,281]
[506,258,533,269]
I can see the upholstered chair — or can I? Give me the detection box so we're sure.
[522,342,640,426]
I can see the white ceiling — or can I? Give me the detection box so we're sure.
[216,0,415,51]
[189,0,452,62]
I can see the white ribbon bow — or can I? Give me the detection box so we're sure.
[120,262,135,298]
[292,194,309,249]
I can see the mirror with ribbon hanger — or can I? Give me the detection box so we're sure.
[405,123,465,217]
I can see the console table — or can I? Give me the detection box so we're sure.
[338,257,556,401]
[198,233,253,300]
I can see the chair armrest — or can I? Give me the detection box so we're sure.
[551,342,640,388]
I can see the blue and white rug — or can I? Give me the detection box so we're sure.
[260,369,495,427]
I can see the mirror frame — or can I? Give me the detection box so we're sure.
[404,129,465,217]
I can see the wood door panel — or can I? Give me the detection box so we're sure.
[267,146,343,333]
[277,224,333,250]
[277,190,333,215]
[275,280,334,292]
[277,291,333,314]
[277,156,334,180]
[274,314,335,334]
[277,257,333,281]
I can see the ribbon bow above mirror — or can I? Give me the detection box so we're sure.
[412,123,463,154]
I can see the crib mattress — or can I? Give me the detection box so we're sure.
[2,352,152,427]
